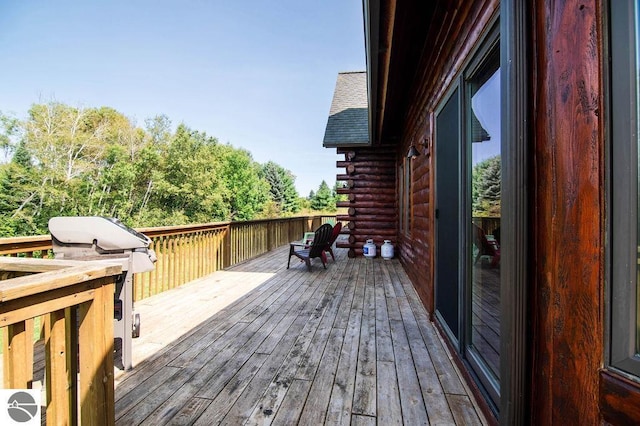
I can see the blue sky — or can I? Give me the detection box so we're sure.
[0,0,366,196]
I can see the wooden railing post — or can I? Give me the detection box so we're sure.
[2,320,34,388]
[223,225,232,268]
[78,278,115,425]
[45,309,75,425]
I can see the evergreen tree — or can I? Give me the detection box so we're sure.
[472,155,501,216]
[11,140,32,167]
[333,181,347,202]
[260,161,300,214]
[310,180,336,212]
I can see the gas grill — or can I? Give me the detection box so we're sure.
[48,216,156,371]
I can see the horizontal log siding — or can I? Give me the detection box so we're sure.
[391,0,499,313]
[336,147,397,258]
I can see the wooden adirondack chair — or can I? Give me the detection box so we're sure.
[287,223,333,271]
[473,223,500,268]
[324,222,343,261]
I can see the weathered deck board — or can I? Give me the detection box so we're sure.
[114,245,487,425]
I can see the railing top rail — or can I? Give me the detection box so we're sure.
[137,222,231,237]
[0,257,122,302]
[0,235,52,254]
[137,216,323,238]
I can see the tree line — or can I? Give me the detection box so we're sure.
[0,102,341,237]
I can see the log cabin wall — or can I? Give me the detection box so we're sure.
[389,0,499,317]
[349,0,640,422]
[380,0,608,421]
[335,146,397,258]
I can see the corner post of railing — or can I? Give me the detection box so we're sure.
[223,224,232,268]
[78,276,115,425]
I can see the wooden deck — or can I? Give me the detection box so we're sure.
[471,265,501,379]
[114,245,487,425]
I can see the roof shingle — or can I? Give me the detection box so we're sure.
[323,71,369,147]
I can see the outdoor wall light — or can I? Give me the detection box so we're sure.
[406,137,430,159]
[406,145,420,159]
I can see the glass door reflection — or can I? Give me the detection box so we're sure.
[468,48,501,388]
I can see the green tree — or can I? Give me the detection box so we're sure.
[145,114,172,147]
[151,124,228,224]
[220,146,270,220]
[310,180,336,212]
[0,112,21,156]
[472,155,501,217]
[333,181,347,203]
[260,161,301,215]
[0,101,311,234]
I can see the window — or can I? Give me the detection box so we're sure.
[610,0,640,377]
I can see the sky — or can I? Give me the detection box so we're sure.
[0,0,366,196]
[471,69,501,166]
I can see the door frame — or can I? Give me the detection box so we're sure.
[499,1,530,424]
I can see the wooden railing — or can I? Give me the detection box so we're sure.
[473,216,501,236]
[0,257,122,425]
[0,215,335,301]
[0,215,333,424]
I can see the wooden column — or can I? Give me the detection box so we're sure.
[531,0,603,423]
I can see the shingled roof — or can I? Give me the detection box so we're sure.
[323,71,369,147]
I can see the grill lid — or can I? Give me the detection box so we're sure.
[49,216,151,251]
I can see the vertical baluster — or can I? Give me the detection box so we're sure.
[198,232,203,277]
[149,239,157,296]
[204,232,210,275]
[191,233,195,281]
[162,236,169,292]
[171,237,178,290]
[179,235,185,286]
[45,309,74,425]
[2,320,34,388]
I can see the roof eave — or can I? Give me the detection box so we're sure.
[363,0,379,145]
[323,140,370,149]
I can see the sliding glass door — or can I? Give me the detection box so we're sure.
[434,24,502,411]
[465,40,501,402]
